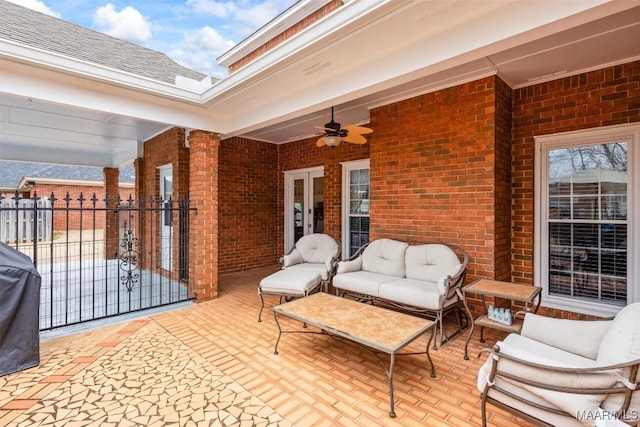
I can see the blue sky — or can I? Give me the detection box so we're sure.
[8,0,297,78]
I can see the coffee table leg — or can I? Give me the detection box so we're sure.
[462,293,474,360]
[388,353,396,418]
[273,311,283,355]
[426,329,436,378]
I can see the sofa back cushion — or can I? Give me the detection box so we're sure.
[597,303,640,413]
[597,303,640,364]
[361,239,408,278]
[295,233,339,264]
[405,244,461,286]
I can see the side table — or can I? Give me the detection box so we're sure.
[462,279,541,360]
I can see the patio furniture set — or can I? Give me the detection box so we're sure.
[258,233,640,426]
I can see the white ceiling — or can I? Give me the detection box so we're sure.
[1,0,639,167]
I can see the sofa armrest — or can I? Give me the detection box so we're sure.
[479,343,640,424]
[336,257,362,274]
[324,248,341,279]
[282,249,303,267]
[437,263,466,297]
[521,313,612,360]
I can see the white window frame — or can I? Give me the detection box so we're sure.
[341,159,370,259]
[534,123,639,317]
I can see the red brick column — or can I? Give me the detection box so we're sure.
[188,130,220,301]
[103,167,120,259]
[133,158,144,200]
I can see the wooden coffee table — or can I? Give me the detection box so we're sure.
[272,292,436,418]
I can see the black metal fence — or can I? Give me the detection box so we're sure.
[0,192,195,331]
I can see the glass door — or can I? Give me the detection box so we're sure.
[284,167,324,252]
[159,164,173,272]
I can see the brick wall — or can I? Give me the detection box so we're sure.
[29,182,134,231]
[494,77,513,282]
[218,137,279,272]
[139,128,190,278]
[140,128,190,200]
[368,77,508,282]
[511,60,640,318]
[512,61,640,288]
[187,130,219,301]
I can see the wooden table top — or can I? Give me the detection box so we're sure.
[274,292,434,354]
[462,279,541,302]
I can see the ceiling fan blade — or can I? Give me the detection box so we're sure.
[342,133,367,144]
[314,125,333,132]
[343,125,373,135]
[316,137,326,147]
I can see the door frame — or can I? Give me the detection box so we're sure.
[284,166,324,253]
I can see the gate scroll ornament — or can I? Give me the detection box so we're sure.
[119,226,140,292]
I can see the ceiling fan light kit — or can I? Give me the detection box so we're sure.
[315,107,372,148]
[323,135,342,147]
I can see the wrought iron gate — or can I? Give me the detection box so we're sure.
[0,192,195,331]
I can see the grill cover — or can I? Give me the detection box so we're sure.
[0,242,41,376]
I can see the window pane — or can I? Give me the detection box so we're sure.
[349,216,369,256]
[347,166,370,257]
[547,141,628,306]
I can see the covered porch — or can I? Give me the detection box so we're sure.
[0,265,528,427]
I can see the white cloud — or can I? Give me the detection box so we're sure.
[92,3,152,44]
[187,0,294,38]
[186,0,236,18]
[171,26,236,78]
[189,26,236,56]
[233,0,285,33]
[6,0,61,18]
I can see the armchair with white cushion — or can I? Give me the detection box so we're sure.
[477,303,640,426]
[257,233,340,322]
[279,233,341,291]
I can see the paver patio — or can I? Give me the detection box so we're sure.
[0,265,533,426]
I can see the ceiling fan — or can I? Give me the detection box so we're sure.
[315,107,373,147]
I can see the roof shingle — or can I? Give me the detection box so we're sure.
[0,0,209,85]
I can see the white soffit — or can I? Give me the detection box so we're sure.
[210,0,639,140]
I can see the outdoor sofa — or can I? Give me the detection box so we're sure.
[332,238,468,348]
[477,303,640,426]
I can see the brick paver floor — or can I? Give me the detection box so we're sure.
[0,265,534,426]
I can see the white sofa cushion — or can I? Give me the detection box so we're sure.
[259,269,322,295]
[295,233,339,264]
[282,249,304,267]
[361,239,408,278]
[336,257,362,274]
[521,313,611,360]
[597,303,640,414]
[284,262,332,281]
[478,363,584,427]
[480,334,617,427]
[405,244,461,287]
[332,271,394,297]
[378,278,442,310]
